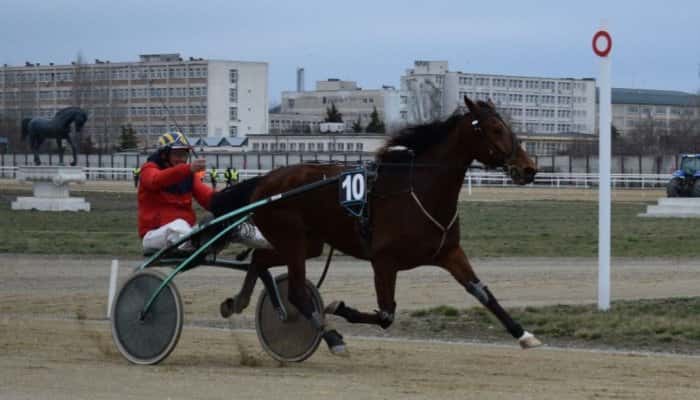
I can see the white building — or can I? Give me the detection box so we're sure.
[0,53,268,147]
[611,88,700,135]
[274,79,406,134]
[401,60,597,135]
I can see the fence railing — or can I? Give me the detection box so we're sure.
[0,165,670,189]
[464,171,669,189]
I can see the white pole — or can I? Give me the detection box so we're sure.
[107,259,119,319]
[468,173,472,196]
[597,25,612,311]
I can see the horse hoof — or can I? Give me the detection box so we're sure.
[323,329,349,357]
[220,298,235,318]
[231,294,249,313]
[518,331,542,349]
[329,343,350,357]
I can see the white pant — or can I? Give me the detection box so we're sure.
[142,219,193,251]
[142,218,272,251]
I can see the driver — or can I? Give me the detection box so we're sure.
[137,131,212,251]
[137,131,271,252]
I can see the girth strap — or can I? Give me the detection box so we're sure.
[409,189,458,259]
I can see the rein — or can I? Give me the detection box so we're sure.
[370,153,460,260]
[404,155,459,259]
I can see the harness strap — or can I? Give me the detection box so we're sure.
[409,189,458,259]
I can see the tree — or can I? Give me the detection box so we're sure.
[364,106,385,133]
[0,112,21,151]
[324,102,343,123]
[351,116,363,133]
[119,124,139,150]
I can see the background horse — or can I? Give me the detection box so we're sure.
[212,97,540,354]
[21,107,88,166]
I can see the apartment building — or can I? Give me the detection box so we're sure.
[0,53,268,148]
[273,79,405,133]
[611,88,700,135]
[401,60,597,135]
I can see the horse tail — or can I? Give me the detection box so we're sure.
[209,176,262,217]
[21,118,31,141]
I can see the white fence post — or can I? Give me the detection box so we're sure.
[107,259,119,319]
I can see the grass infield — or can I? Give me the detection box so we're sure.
[403,297,700,354]
[1,187,697,257]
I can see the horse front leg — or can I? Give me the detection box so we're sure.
[325,256,398,329]
[437,246,542,349]
[64,136,77,166]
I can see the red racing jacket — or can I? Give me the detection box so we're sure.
[137,161,214,238]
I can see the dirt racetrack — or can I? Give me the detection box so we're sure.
[2,254,700,399]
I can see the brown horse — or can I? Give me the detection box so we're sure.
[212,96,540,354]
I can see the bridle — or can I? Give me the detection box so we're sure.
[470,112,521,173]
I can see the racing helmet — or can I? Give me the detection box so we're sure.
[157,131,191,152]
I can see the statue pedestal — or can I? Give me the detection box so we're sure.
[11,166,91,212]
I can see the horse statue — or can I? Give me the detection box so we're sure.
[211,97,541,355]
[21,107,88,166]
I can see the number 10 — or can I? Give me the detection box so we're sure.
[341,173,365,202]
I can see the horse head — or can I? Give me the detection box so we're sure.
[462,96,536,185]
[72,110,88,133]
[54,107,88,132]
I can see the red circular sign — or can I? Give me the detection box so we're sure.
[592,30,612,57]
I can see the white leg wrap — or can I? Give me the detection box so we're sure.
[518,331,543,349]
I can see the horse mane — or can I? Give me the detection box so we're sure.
[375,101,500,162]
[53,106,87,129]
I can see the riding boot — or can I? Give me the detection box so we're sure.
[233,222,273,249]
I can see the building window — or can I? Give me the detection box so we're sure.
[229,69,238,84]
[229,107,238,120]
[229,126,238,137]
[299,143,306,151]
[229,88,237,103]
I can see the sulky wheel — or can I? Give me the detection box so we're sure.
[111,270,183,365]
[255,273,324,362]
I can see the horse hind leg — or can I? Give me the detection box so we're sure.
[437,246,542,349]
[31,137,42,165]
[56,138,65,165]
[325,256,398,329]
[220,263,258,318]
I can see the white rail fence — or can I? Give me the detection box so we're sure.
[0,166,670,189]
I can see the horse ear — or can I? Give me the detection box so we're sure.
[487,98,496,109]
[464,96,481,116]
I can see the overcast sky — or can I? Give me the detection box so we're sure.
[2,0,699,104]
